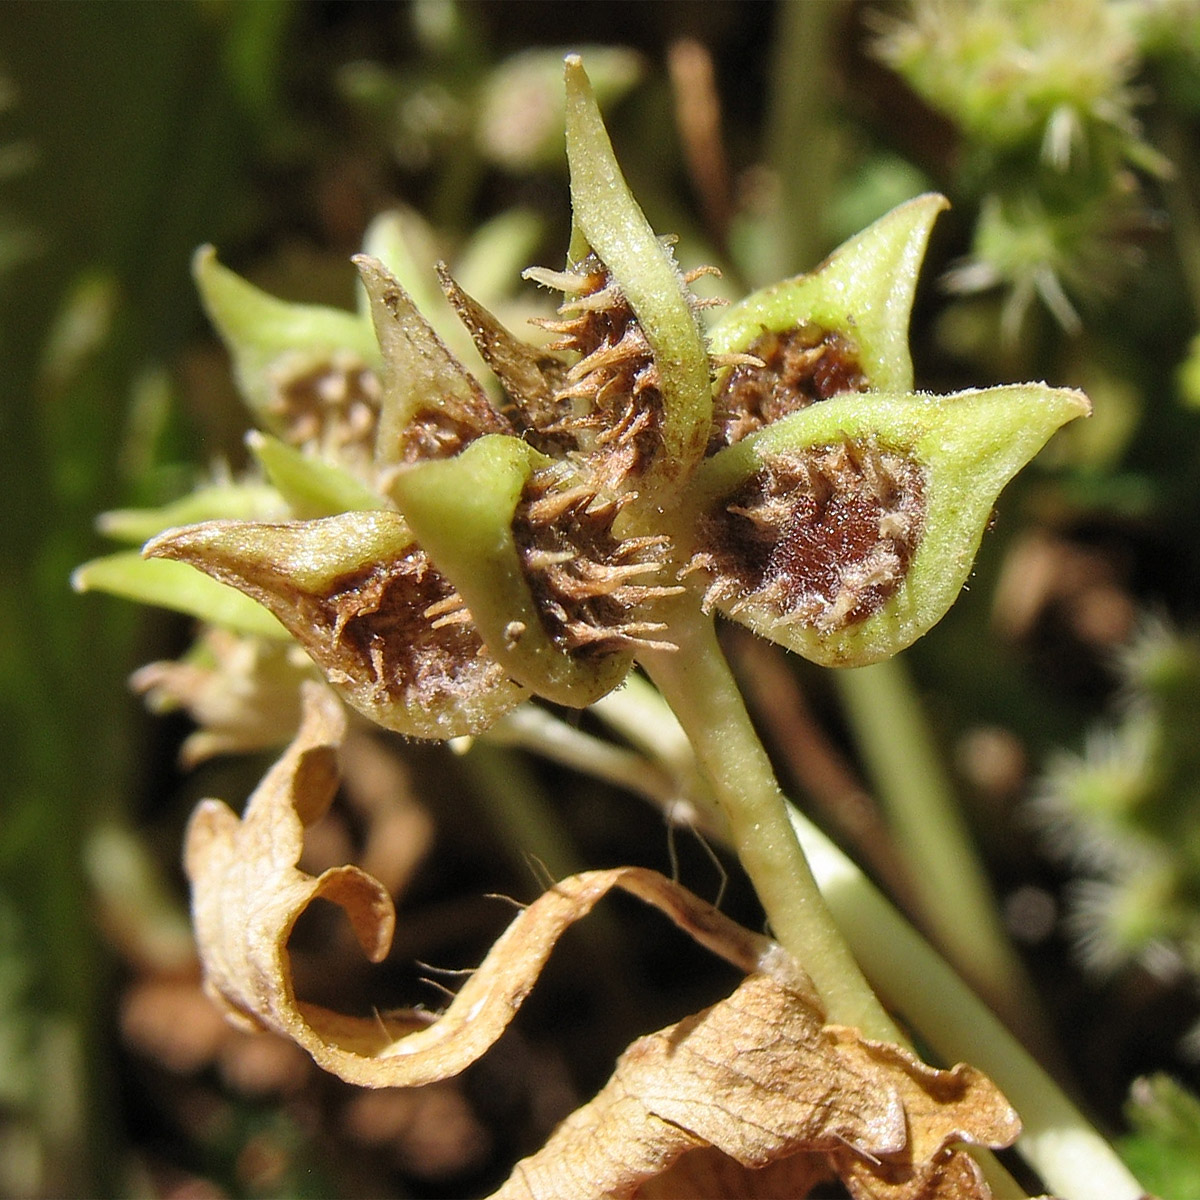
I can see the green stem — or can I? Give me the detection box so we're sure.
[460,740,589,885]
[481,703,683,815]
[593,673,718,823]
[591,678,1146,1200]
[789,807,1147,1200]
[1158,117,1200,322]
[835,658,1049,1046]
[637,609,899,1042]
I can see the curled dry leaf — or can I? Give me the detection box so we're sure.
[494,972,1020,1200]
[187,685,1018,1198]
[185,682,396,1041]
[187,685,787,1087]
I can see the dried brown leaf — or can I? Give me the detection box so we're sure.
[826,1026,1022,1200]
[492,974,1019,1200]
[185,686,788,1088]
[638,1145,834,1199]
[185,683,395,1045]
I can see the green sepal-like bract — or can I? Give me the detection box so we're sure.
[192,245,380,432]
[708,194,949,393]
[684,383,1090,667]
[247,431,388,519]
[562,55,712,500]
[143,510,526,739]
[355,255,509,467]
[72,553,290,640]
[389,434,632,708]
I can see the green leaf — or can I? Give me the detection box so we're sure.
[72,552,289,640]
[96,483,289,543]
[683,383,1090,667]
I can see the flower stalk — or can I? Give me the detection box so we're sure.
[590,678,1146,1200]
[638,605,901,1041]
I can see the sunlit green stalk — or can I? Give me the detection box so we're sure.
[481,703,682,814]
[834,658,1046,1037]
[592,679,1147,1200]
[637,607,900,1043]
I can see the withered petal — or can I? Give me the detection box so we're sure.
[145,511,526,738]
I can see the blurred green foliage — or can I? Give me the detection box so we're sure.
[0,4,291,1194]
[1120,1071,1200,1197]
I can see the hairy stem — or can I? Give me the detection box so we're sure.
[637,609,899,1041]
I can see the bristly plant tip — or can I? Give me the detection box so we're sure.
[114,140,1089,728]
[70,53,1124,1200]
[79,52,1089,1007]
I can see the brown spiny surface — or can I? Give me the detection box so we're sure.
[692,440,925,633]
[512,467,681,656]
[529,255,666,491]
[291,550,507,712]
[710,325,868,452]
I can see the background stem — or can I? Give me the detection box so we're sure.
[762,0,843,281]
[834,657,1051,1050]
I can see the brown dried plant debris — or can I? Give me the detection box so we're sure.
[186,686,1018,1200]
[186,684,779,1085]
[131,627,312,767]
[494,972,1019,1200]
